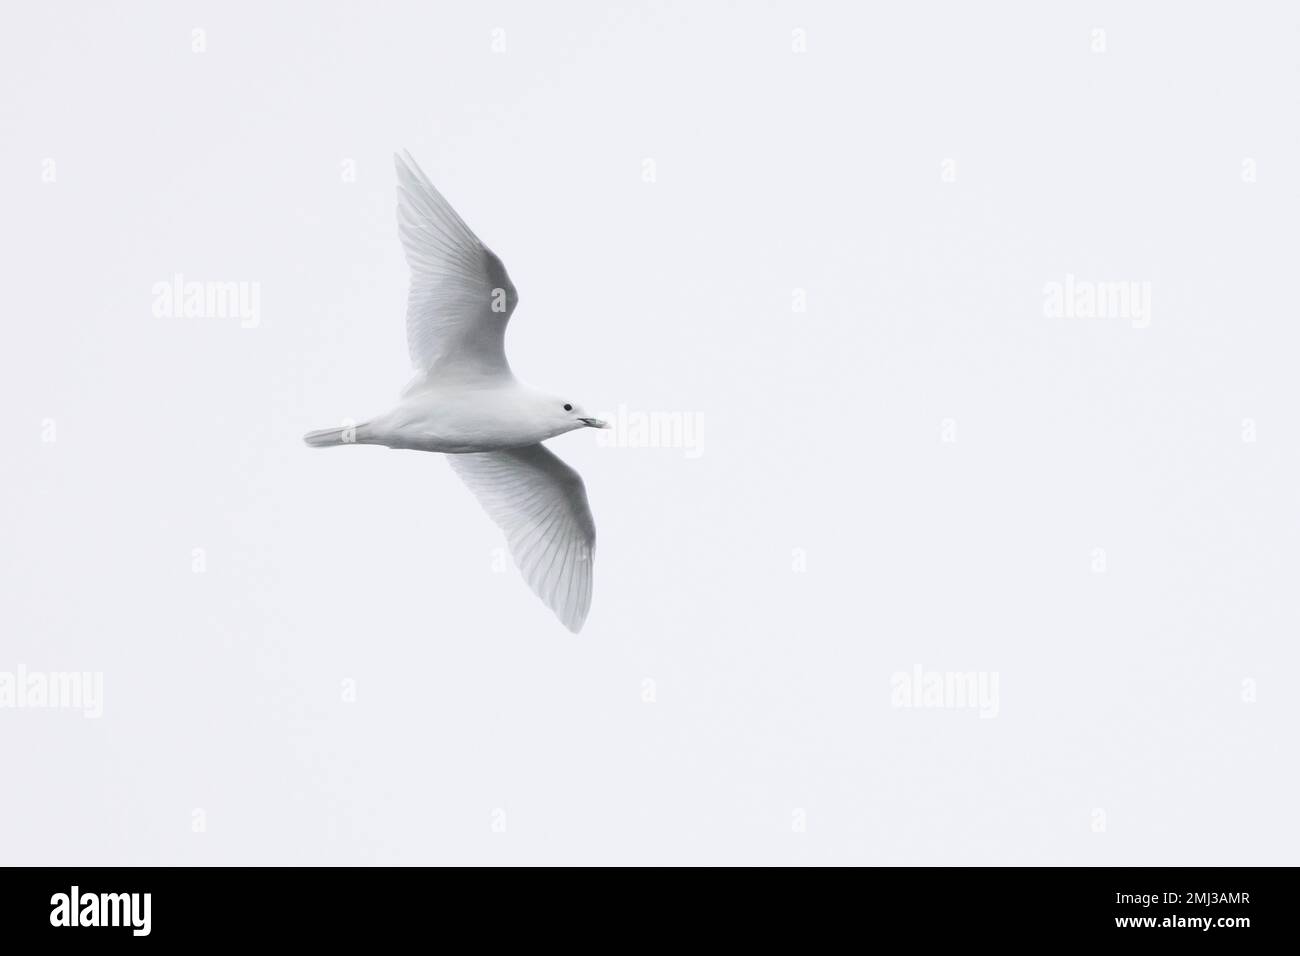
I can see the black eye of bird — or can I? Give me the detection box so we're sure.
[563,403,573,411]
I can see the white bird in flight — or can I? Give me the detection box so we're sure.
[305,151,608,632]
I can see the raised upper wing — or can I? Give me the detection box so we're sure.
[395,150,518,381]
[449,444,596,633]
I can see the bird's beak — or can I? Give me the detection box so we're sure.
[580,418,610,429]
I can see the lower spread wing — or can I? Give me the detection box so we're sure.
[449,445,596,633]
[395,150,518,380]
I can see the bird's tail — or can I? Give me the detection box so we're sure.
[303,422,369,447]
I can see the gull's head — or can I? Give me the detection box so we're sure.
[538,394,608,436]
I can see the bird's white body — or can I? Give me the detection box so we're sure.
[364,380,590,453]
[304,151,607,632]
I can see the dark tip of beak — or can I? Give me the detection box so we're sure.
[580,418,610,429]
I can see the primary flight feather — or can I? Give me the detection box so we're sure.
[304,150,607,633]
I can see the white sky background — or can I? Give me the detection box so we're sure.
[1,1,1297,864]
